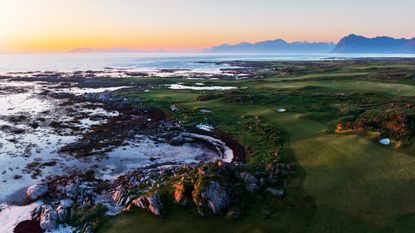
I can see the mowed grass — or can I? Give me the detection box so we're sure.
[263,112,415,232]
[102,62,415,232]
[98,200,315,233]
[250,80,415,97]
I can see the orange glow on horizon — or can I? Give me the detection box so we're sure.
[3,34,339,53]
[1,0,414,53]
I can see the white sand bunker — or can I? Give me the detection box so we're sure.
[379,138,391,145]
[168,84,236,91]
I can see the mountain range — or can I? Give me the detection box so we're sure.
[205,35,415,54]
[69,35,415,54]
[205,39,335,53]
[331,34,415,53]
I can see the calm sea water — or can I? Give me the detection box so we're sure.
[0,53,414,73]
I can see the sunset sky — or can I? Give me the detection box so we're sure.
[1,0,414,52]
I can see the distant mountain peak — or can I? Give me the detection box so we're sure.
[332,35,415,53]
[205,38,335,53]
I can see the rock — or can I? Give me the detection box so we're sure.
[39,205,58,230]
[60,199,74,208]
[112,186,129,205]
[174,183,186,204]
[197,166,214,176]
[225,208,241,220]
[26,183,48,201]
[131,193,163,216]
[147,193,163,216]
[170,104,178,111]
[174,178,192,206]
[194,181,231,215]
[31,205,43,221]
[265,187,284,197]
[60,140,91,153]
[65,183,79,198]
[29,122,40,129]
[83,223,94,233]
[169,135,186,146]
[239,172,260,192]
[112,188,123,203]
[56,207,68,222]
[131,196,147,209]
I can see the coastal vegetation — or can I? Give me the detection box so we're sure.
[99,59,415,232]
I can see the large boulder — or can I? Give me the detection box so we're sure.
[239,172,260,192]
[193,181,231,215]
[26,183,48,201]
[131,193,163,216]
[147,193,163,216]
[39,205,58,230]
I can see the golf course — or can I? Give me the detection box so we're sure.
[97,59,415,233]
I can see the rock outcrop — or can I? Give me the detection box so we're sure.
[238,172,260,192]
[26,183,48,201]
[193,181,231,215]
[39,205,58,230]
[131,193,163,216]
[174,176,194,206]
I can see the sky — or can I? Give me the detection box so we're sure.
[0,0,414,52]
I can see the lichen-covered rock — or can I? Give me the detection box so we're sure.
[193,181,231,215]
[174,176,193,206]
[26,183,48,201]
[174,183,186,204]
[112,187,124,204]
[147,193,163,216]
[131,196,147,209]
[39,205,58,230]
[239,172,260,192]
[131,193,163,216]
[112,186,133,206]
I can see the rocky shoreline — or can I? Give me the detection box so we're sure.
[18,159,292,232]
[0,74,291,232]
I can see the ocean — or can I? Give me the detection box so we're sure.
[1,53,415,73]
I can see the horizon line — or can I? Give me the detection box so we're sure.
[2,34,415,54]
